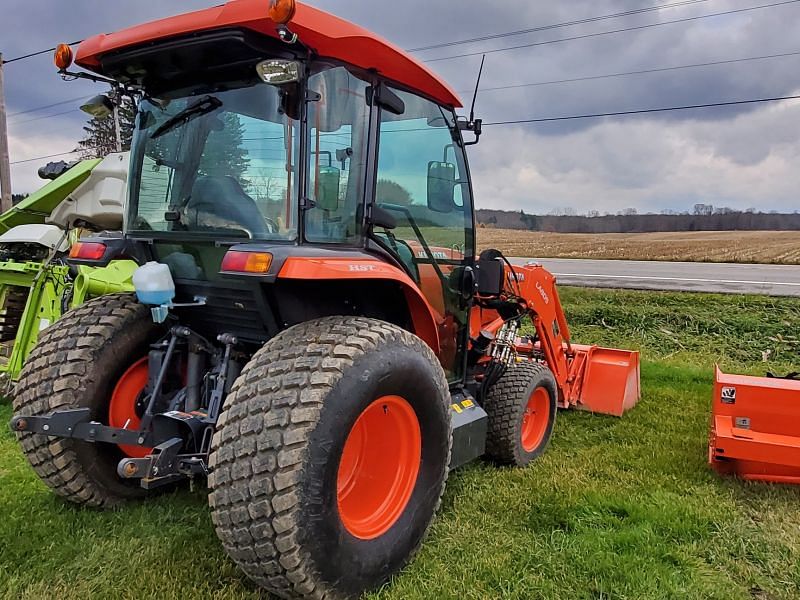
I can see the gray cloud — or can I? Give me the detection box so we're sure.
[3,0,800,214]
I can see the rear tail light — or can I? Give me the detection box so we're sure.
[69,242,107,260]
[221,251,273,274]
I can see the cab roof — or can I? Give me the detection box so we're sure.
[75,0,462,108]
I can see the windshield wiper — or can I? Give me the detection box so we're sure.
[150,96,222,140]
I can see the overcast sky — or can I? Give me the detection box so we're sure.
[3,0,800,214]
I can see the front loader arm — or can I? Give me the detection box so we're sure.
[510,264,575,402]
[474,261,640,416]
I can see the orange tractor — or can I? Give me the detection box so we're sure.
[11,1,639,597]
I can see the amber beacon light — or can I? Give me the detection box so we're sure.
[268,0,296,24]
[54,43,73,70]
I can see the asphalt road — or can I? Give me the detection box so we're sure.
[509,257,800,297]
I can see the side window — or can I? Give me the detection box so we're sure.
[375,88,474,264]
[305,67,371,243]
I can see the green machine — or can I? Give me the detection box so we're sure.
[0,154,136,392]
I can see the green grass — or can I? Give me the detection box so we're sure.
[1,288,799,599]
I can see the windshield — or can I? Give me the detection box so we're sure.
[128,81,300,240]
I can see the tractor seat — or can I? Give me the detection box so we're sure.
[374,232,419,281]
[184,176,268,237]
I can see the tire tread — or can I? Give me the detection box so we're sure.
[13,293,150,508]
[208,316,451,600]
[483,362,557,466]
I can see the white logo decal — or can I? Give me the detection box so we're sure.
[349,264,377,272]
[536,282,550,304]
[721,387,736,404]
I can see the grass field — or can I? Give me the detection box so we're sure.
[1,288,799,599]
[477,229,800,264]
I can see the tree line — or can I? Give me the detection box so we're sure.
[477,208,800,233]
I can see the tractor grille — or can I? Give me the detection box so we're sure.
[173,279,271,344]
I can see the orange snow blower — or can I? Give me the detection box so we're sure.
[709,367,800,484]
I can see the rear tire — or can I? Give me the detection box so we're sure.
[208,316,451,599]
[13,293,164,508]
[483,362,557,467]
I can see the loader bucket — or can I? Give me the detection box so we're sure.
[709,366,800,484]
[571,344,641,417]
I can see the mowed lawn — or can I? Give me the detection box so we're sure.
[1,288,799,599]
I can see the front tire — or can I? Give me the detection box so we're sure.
[208,317,451,599]
[484,362,557,467]
[13,294,164,508]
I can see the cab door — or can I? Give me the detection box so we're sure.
[373,86,476,380]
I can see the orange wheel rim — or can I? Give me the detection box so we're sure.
[108,357,152,459]
[521,387,550,453]
[337,395,422,540]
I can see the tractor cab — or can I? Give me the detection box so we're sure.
[65,0,478,378]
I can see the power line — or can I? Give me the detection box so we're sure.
[483,94,800,125]
[410,0,717,53]
[8,96,86,118]
[425,0,800,63]
[1,41,84,65]
[9,150,83,165]
[9,108,79,127]
[457,49,800,94]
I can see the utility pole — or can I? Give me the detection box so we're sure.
[0,53,12,212]
[112,88,122,153]
[113,104,122,153]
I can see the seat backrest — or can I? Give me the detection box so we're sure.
[186,176,268,237]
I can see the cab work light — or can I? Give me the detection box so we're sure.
[221,251,273,274]
[256,60,300,85]
[69,242,107,260]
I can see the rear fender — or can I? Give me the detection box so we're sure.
[277,257,441,355]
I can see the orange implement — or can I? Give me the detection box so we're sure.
[709,366,800,484]
[569,344,641,417]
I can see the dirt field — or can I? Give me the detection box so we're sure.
[477,229,800,263]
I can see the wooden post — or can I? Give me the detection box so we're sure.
[0,53,12,212]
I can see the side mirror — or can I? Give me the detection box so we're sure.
[316,166,341,211]
[427,161,456,213]
[80,94,116,119]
